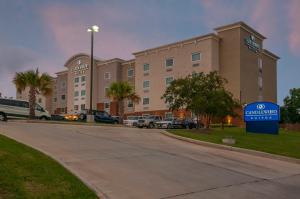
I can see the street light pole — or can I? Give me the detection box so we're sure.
[86,25,99,122]
[89,30,94,115]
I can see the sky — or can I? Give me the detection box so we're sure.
[0,0,299,104]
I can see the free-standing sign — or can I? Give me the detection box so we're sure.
[244,102,280,122]
[244,102,280,134]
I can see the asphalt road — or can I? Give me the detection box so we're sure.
[1,122,300,199]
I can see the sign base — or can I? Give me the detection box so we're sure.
[246,121,279,135]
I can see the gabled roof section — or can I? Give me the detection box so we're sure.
[214,21,266,40]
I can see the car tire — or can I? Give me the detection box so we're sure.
[0,112,7,121]
[167,124,172,129]
[79,114,86,121]
[149,123,154,129]
[40,116,48,120]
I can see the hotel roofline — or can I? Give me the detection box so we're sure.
[133,33,219,56]
[214,21,266,40]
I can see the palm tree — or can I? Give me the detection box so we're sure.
[13,68,53,119]
[107,81,140,123]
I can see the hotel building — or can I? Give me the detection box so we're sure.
[17,22,279,120]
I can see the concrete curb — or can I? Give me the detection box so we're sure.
[9,119,124,128]
[161,131,300,165]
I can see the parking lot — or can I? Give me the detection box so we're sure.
[1,121,300,199]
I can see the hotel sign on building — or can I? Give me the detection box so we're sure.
[73,60,89,75]
[244,35,260,53]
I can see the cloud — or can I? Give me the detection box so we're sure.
[287,0,300,56]
[41,2,144,60]
[0,45,60,98]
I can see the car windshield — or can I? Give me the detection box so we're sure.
[128,116,138,120]
[165,118,173,121]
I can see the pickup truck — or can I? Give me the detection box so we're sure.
[137,115,162,128]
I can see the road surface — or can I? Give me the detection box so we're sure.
[1,122,300,199]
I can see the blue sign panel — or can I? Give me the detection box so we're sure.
[244,102,280,122]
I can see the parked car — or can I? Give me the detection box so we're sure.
[51,114,65,121]
[78,109,119,124]
[155,118,185,129]
[0,98,51,121]
[123,116,144,127]
[137,115,162,128]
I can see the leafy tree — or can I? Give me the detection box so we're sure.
[281,88,300,123]
[13,69,53,119]
[162,71,239,128]
[107,81,140,123]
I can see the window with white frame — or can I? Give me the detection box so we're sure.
[104,102,110,109]
[81,76,86,82]
[80,104,85,110]
[165,76,173,86]
[165,58,174,68]
[143,97,149,105]
[165,112,173,119]
[105,87,109,97]
[143,63,149,72]
[128,68,134,78]
[74,91,79,97]
[128,100,133,108]
[104,72,111,80]
[74,105,79,111]
[74,77,79,83]
[143,80,150,89]
[191,52,201,61]
[81,90,86,96]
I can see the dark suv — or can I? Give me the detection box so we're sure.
[79,110,119,124]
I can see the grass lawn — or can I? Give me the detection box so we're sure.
[168,127,300,159]
[0,134,98,199]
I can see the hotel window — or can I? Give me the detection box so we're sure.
[128,100,133,108]
[74,91,79,97]
[104,72,111,80]
[81,90,86,96]
[61,95,66,100]
[143,63,149,72]
[75,77,79,83]
[191,52,201,61]
[165,58,174,68]
[81,76,86,82]
[143,80,150,89]
[165,112,173,119]
[104,102,110,109]
[165,77,173,86]
[128,68,134,78]
[143,97,149,105]
[80,104,85,110]
[74,105,79,111]
[105,87,109,97]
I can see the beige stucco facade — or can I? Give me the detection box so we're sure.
[17,21,279,118]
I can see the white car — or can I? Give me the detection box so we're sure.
[123,116,144,127]
[0,98,51,121]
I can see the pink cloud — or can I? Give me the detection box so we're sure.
[287,0,300,56]
[41,3,143,60]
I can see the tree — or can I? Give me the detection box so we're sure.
[281,88,300,123]
[107,81,140,123]
[13,69,53,119]
[162,71,239,128]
